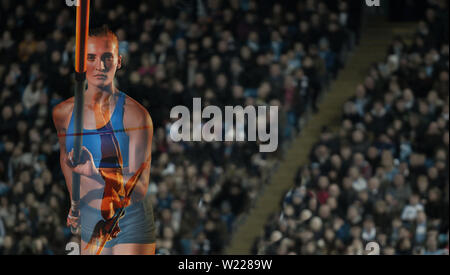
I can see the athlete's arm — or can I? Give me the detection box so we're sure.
[52,100,75,200]
[122,97,153,202]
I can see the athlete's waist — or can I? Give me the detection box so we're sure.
[80,199,144,214]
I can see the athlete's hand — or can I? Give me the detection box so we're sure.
[67,207,80,234]
[66,146,99,177]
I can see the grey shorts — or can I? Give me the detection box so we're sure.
[80,195,156,248]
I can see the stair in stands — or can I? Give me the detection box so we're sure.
[225,16,418,255]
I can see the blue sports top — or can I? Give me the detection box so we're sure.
[65,91,129,168]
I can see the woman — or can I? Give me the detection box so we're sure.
[52,26,155,255]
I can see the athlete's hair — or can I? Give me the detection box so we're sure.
[89,25,119,55]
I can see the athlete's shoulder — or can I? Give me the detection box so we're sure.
[52,97,75,129]
[122,92,153,128]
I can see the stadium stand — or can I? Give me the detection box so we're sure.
[253,2,449,255]
[0,0,359,254]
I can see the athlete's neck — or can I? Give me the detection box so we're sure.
[85,83,119,108]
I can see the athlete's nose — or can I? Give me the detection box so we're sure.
[95,57,106,72]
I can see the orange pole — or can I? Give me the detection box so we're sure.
[71,0,90,235]
[75,0,90,74]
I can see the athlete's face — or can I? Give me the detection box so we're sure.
[86,36,121,88]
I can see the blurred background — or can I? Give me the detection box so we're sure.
[0,0,448,255]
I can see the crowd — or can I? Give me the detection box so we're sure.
[253,1,449,255]
[0,0,359,254]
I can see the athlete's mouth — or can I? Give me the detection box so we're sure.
[94,74,107,79]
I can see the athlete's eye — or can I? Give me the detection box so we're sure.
[87,54,96,61]
[102,53,114,62]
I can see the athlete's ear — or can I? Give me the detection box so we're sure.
[117,55,123,70]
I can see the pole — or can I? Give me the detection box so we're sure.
[71,0,90,234]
